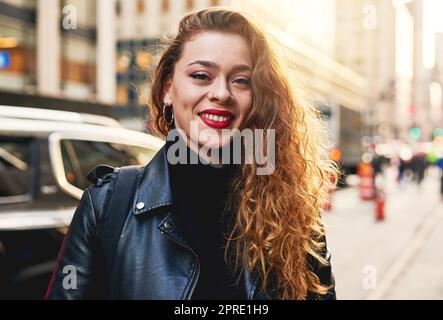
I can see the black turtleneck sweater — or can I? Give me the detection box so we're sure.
[166,138,244,300]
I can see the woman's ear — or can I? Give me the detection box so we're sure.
[163,79,172,105]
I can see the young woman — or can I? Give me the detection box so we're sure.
[46,8,337,300]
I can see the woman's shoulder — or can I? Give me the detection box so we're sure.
[86,164,117,186]
[86,165,119,199]
[84,165,119,225]
[84,164,146,225]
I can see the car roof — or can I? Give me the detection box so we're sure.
[0,105,122,127]
[1,118,163,147]
[0,108,165,151]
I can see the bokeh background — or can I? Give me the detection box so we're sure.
[1,0,443,299]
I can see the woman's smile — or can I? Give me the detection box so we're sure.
[198,109,235,129]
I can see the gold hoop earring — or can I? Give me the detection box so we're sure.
[163,104,174,126]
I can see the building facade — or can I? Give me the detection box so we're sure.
[335,0,396,140]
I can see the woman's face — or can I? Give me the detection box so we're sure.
[163,31,253,150]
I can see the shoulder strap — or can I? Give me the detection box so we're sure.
[102,165,142,276]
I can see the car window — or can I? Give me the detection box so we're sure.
[0,138,33,198]
[60,139,157,190]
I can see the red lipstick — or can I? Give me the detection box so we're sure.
[198,109,235,129]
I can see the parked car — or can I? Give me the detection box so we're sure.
[0,106,164,298]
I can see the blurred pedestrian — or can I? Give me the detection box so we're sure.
[437,157,443,200]
[46,8,337,300]
[398,158,406,184]
[411,153,427,186]
[372,154,388,193]
[441,171,443,201]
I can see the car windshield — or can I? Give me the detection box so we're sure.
[0,138,33,198]
[60,139,156,190]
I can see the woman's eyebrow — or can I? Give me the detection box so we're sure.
[187,60,252,72]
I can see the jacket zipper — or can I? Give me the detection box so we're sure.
[160,230,200,300]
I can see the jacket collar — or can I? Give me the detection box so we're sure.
[132,144,173,215]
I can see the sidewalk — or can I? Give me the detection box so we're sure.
[323,166,442,299]
[382,201,443,299]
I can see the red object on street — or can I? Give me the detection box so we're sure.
[358,162,375,200]
[323,171,337,211]
[375,191,385,221]
[324,187,334,211]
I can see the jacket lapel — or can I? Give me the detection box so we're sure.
[132,145,173,215]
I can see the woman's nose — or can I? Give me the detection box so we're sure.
[210,80,233,104]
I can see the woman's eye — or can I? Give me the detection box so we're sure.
[191,73,211,81]
[234,78,251,86]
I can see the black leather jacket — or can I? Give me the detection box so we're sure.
[46,145,336,300]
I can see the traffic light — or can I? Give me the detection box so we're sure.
[409,127,421,139]
[433,128,443,137]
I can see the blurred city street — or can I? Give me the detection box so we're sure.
[325,166,443,299]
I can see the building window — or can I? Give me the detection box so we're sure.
[116,0,121,16]
[135,50,152,70]
[0,10,37,91]
[162,0,169,13]
[117,85,129,105]
[186,0,194,11]
[117,51,132,73]
[137,0,145,14]
[137,83,151,106]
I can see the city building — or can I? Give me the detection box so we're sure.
[0,0,116,120]
[0,0,98,99]
[431,32,443,126]
[335,0,396,140]
[393,0,414,140]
